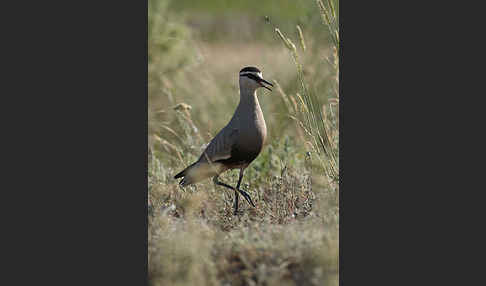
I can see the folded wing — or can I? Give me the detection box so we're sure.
[198,126,239,163]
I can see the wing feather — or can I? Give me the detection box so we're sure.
[198,126,238,163]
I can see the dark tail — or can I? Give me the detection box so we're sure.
[174,162,196,179]
[174,169,185,179]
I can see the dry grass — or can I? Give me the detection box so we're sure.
[149,147,338,285]
[149,135,339,285]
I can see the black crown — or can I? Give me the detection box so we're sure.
[239,66,261,74]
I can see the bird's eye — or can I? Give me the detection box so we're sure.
[248,74,259,81]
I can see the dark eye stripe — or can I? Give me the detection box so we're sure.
[241,73,260,82]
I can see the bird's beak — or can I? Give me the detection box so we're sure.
[259,78,273,92]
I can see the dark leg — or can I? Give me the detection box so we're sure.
[233,189,239,215]
[213,176,239,215]
[236,169,244,189]
[236,169,256,208]
[213,175,235,191]
[213,173,255,215]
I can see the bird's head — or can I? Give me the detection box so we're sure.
[239,66,273,92]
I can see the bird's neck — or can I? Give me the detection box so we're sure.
[237,87,267,140]
[239,88,259,107]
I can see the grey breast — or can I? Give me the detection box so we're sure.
[229,103,267,166]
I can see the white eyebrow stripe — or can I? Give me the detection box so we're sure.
[239,72,258,76]
[239,72,262,77]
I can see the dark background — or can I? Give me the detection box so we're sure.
[1,0,478,285]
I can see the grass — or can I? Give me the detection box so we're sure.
[148,0,339,285]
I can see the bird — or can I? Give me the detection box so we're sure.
[174,66,273,215]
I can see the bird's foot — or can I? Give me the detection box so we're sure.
[238,189,256,208]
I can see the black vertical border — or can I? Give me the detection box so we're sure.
[4,1,150,284]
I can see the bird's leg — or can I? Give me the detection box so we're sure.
[233,189,239,215]
[236,169,256,208]
[213,176,239,215]
[213,175,235,190]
